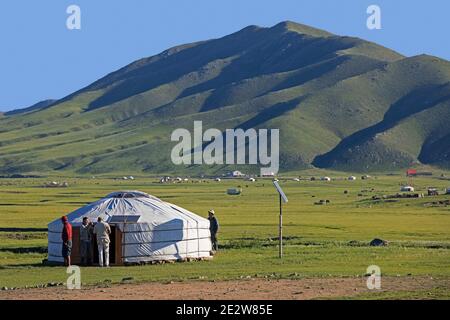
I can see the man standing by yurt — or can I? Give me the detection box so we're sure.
[208,210,220,253]
[93,217,111,267]
[61,216,72,267]
[80,217,93,266]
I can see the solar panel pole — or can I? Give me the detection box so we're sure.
[279,194,283,259]
[273,181,287,259]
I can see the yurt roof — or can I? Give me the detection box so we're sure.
[48,190,208,231]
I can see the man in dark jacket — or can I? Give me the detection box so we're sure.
[61,216,73,267]
[80,217,93,265]
[208,209,219,252]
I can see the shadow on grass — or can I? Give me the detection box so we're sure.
[0,262,49,269]
[221,236,323,249]
[0,228,47,232]
[221,237,450,250]
[0,246,47,254]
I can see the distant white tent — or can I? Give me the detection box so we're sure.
[229,171,245,177]
[401,186,415,192]
[47,191,212,265]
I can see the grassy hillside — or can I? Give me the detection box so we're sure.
[0,21,449,175]
[313,56,450,170]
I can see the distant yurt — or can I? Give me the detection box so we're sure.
[401,186,415,192]
[348,176,357,181]
[321,177,331,182]
[47,191,212,265]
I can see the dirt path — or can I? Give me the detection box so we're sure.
[0,277,448,300]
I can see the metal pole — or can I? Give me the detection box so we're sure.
[279,194,283,258]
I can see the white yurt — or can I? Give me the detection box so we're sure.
[47,191,212,265]
[401,186,415,192]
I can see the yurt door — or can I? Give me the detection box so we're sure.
[71,227,81,264]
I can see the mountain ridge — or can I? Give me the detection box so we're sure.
[0,21,449,174]
[5,99,57,117]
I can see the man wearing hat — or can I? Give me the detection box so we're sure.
[61,216,73,267]
[208,209,220,253]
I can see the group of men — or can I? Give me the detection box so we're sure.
[60,210,220,267]
[61,215,112,267]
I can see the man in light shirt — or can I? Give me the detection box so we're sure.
[93,216,111,267]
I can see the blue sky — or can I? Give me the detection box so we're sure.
[0,0,449,110]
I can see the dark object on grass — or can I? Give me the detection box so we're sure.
[122,277,134,282]
[370,238,389,247]
[314,199,330,205]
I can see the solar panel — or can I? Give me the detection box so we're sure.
[273,181,288,203]
[108,215,141,224]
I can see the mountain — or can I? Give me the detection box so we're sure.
[4,99,57,116]
[0,108,10,116]
[0,21,449,175]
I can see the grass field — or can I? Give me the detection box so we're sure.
[0,173,450,299]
